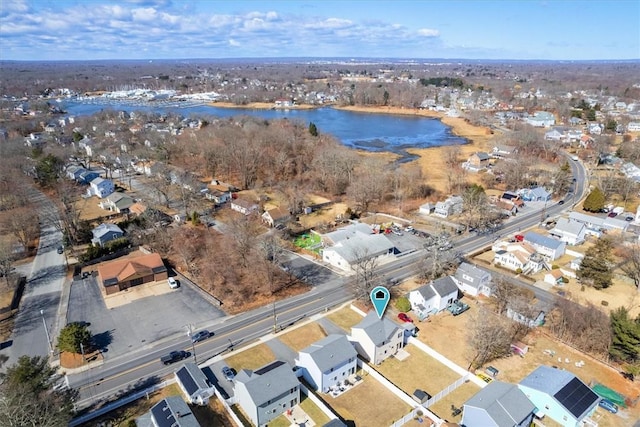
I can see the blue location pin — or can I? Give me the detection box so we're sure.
[370,286,390,319]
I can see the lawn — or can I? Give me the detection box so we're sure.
[427,381,480,424]
[299,393,331,426]
[278,322,328,352]
[293,232,321,252]
[325,307,364,332]
[224,343,275,372]
[329,374,411,426]
[375,344,462,397]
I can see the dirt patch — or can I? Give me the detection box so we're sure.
[60,349,103,369]
[225,343,275,372]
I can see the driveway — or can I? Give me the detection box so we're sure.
[66,275,226,361]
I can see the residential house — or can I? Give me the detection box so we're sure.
[453,262,492,297]
[462,381,536,427]
[544,269,565,286]
[588,123,602,135]
[493,241,546,274]
[175,363,214,406]
[579,135,594,148]
[233,360,300,427]
[99,192,135,214]
[321,224,395,273]
[491,145,516,158]
[433,195,463,218]
[78,137,95,156]
[495,199,518,216]
[518,187,551,202]
[549,218,586,245]
[87,177,115,199]
[230,198,259,216]
[204,188,232,205]
[525,111,555,128]
[464,152,491,172]
[349,311,403,365]
[544,128,564,141]
[67,166,100,185]
[408,276,460,319]
[137,396,201,427]
[418,202,434,215]
[627,122,640,132]
[506,298,548,328]
[91,223,124,247]
[262,207,291,228]
[518,366,600,427]
[295,334,357,393]
[500,192,525,209]
[97,252,167,295]
[523,232,565,261]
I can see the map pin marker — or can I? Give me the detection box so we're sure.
[370,286,390,319]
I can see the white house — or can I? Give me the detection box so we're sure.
[87,177,115,199]
[433,195,463,218]
[349,311,403,365]
[175,363,214,406]
[525,111,555,128]
[295,334,357,393]
[549,218,586,245]
[321,224,395,273]
[493,241,546,274]
[453,262,493,297]
[233,361,300,427]
[261,206,291,228]
[518,366,600,427]
[523,232,565,261]
[627,122,640,132]
[141,396,201,427]
[408,276,460,319]
[544,269,565,286]
[230,198,259,215]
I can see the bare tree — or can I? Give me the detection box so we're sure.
[1,207,39,251]
[226,214,261,268]
[466,307,514,370]
[350,247,381,303]
[346,158,388,213]
[0,240,16,288]
[619,242,640,290]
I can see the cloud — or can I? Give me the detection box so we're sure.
[417,28,440,37]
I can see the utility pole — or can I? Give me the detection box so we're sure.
[40,309,53,354]
[185,324,197,364]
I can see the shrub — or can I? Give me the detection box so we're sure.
[395,296,411,313]
[515,268,523,274]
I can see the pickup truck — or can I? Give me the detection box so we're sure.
[160,350,188,365]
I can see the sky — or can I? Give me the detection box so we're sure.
[1,0,639,61]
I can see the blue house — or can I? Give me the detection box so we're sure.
[518,366,599,427]
[462,381,536,427]
[518,186,551,202]
[91,223,124,247]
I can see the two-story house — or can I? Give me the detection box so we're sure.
[433,195,463,218]
[234,360,300,427]
[230,198,259,216]
[523,232,565,261]
[453,262,493,297]
[91,223,124,247]
[462,381,536,427]
[408,276,460,319]
[549,218,586,245]
[349,312,403,365]
[87,177,115,199]
[295,334,357,393]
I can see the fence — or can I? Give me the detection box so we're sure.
[424,374,470,408]
[299,382,342,421]
[214,386,244,426]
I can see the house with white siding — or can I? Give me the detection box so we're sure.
[523,232,565,261]
[452,262,493,297]
[349,312,403,365]
[295,334,357,393]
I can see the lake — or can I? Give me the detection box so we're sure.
[61,100,467,162]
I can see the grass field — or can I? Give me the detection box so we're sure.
[427,381,480,424]
[329,374,411,426]
[278,322,328,352]
[325,307,364,332]
[224,343,275,372]
[293,232,322,252]
[375,344,462,397]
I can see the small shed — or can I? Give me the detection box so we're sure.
[511,341,529,356]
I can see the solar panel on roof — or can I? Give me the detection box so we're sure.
[553,377,598,419]
[176,366,198,395]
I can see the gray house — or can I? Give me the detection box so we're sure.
[453,262,492,297]
[349,311,403,365]
[462,381,535,427]
[137,395,201,427]
[91,223,124,247]
[175,363,214,406]
[295,334,357,393]
[233,360,300,427]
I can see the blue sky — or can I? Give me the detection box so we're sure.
[1,0,639,61]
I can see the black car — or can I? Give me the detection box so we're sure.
[191,330,210,343]
[558,200,565,205]
[57,246,64,254]
[160,350,188,365]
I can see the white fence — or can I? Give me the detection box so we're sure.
[299,382,342,421]
[424,374,470,408]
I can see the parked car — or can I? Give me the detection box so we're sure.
[57,246,64,254]
[598,399,619,414]
[191,330,210,343]
[221,366,235,381]
[607,212,618,218]
[168,277,179,289]
[397,313,413,323]
[160,350,188,365]
[404,226,414,232]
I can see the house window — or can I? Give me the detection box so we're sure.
[291,398,297,406]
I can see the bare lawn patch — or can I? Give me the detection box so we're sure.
[375,344,461,397]
[325,307,364,332]
[278,322,327,352]
[427,381,480,424]
[329,374,411,426]
[224,343,275,372]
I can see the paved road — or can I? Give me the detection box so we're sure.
[69,154,590,410]
[1,189,66,368]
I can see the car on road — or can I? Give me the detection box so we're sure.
[221,366,235,381]
[598,399,618,414]
[191,330,210,343]
[404,226,414,233]
[607,212,617,218]
[397,313,413,323]
[168,277,179,289]
[160,350,188,365]
[57,246,64,254]
[558,200,565,205]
